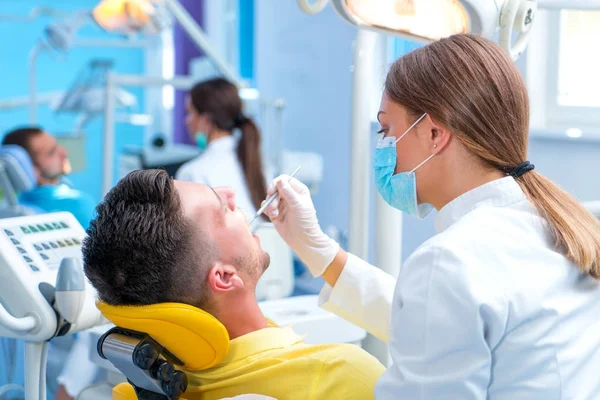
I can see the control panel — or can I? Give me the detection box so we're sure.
[0,212,103,341]
[2,218,83,273]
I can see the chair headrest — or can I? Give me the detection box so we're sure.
[0,146,36,192]
[97,302,230,370]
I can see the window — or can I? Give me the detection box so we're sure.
[526,9,600,138]
[556,10,600,108]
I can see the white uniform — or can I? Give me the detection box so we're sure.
[176,135,258,217]
[320,177,600,399]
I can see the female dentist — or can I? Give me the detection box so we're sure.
[264,34,600,399]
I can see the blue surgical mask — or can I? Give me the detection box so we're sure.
[195,132,208,150]
[373,113,434,219]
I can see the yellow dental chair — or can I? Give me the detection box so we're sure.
[96,301,230,400]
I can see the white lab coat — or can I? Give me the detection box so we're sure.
[176,135,259,217]
[320,177,600,399]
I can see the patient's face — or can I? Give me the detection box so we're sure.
[174,180,270,283]
[28,132,69,182]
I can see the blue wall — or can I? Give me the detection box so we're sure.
[0,0,146,203]
[255,1,356,235]
[239,0,254,82]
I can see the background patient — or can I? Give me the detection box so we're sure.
[83,169,384,400]
[2,126,96,229]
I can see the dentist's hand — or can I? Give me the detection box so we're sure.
[263,175,339,277]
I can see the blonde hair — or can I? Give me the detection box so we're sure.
[385,34,600,278]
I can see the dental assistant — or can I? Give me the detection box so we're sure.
[176,78,269,218]
[264,34,600,399]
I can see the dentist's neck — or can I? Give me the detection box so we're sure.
[207,129,231,145]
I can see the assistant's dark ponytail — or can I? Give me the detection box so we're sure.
[236,115,268,212]
[190,78,268,213]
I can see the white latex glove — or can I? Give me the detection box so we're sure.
[263,175,339,277]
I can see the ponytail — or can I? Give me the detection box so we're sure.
[188,78,269,213]
[517,172,600,278]
[383,34,600,280]
[236,116,268,215]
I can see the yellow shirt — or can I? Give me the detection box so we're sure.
[183,326,385,400]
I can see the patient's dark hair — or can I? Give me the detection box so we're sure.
[2,126,44,155]
[83,169,213,308]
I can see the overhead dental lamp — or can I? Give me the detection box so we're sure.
[42,0,238,82]
[298,0,600,60]
[92,0,169,35]
[43,0,168,52]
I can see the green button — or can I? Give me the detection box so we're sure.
[44,223,53,231]
[37,224,46,232]
[29,225,38,233]
[52,222,62,230]
[21,226,30,234]
[60,222,69,229]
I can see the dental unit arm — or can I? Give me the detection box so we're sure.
[0,212,106,400]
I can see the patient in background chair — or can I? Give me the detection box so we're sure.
[83,169,385,400]
[2,126,96,229]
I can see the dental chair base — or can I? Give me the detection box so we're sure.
[96,301,230,400]
[98,327,188,400]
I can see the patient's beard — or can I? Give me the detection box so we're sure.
[259,251,270,273]
[38,168,62,183]
[233,251,270,280]
[250,251,270,277]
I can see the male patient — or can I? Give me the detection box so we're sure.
[83,169,385,400]
[2,126,96,228]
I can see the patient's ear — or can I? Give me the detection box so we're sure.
[207,263,244,293]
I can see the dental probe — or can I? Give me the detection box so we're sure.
[249,165,302,232]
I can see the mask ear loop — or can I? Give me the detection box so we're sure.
[410,153,436,173]
[394,113,428,144]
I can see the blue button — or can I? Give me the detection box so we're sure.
[10,238,20,245]
[34,244,42,251]
[23,256,32,263]
[4,229,13,236]
[42,243,50,250]
[17,247,26,254]
[40,253,49,261]
[29,264,39,272]
[52,222,62,230]
[60,222,69,229]
[49,242,58,249]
